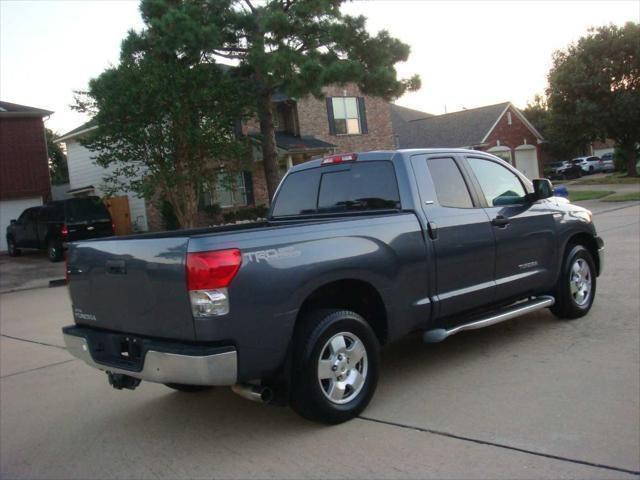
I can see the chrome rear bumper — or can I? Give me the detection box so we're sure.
[63,332,237,386]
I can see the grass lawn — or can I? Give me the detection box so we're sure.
[568,190,615,202]
[570,173,640,185]
[600,192,640,202]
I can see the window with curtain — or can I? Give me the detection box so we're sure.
[331,97,361,135]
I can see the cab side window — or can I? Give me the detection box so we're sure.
[467,157,526,207]
[426,157,474,208]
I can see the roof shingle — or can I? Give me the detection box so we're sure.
[397,102,510,149]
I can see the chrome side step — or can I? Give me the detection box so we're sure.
[423,295,555,343]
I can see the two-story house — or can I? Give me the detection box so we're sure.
[57,84,395,231]
[0,101,53,251]
[240,83,396,207]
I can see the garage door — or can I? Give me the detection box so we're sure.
[514,145,539,179]
[0,196,43,251]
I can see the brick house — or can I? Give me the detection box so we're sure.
[0,101,53,251]
[57,83,394,231]
[244,83,395,206]
[392,102,545,179]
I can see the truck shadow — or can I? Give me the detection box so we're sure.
[106,309,560,436]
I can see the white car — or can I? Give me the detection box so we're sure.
[572,156,603,174]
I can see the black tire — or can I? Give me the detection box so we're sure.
[164,383,212,392]
[7,237,21,257]
[550,244,597,319]
[47,239,63,262]
[589,165,594,173]
[290,309,380,424]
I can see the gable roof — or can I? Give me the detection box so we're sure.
[397,102,510,149]
[390,104,434,149]
[0,101,53,118]
[55,120,97,142]
[395,102,544,149]
[391,104,434,123]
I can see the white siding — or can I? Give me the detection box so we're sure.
[65,140,148,231]
[0,196,43,251]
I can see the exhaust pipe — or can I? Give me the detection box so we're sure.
[232,384,274,403]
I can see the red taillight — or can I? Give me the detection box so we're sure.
[61,224,69,237]
[321,153,358,165]
[186,249,242,290]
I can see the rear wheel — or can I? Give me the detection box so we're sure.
[551,244,596,319]
[47,239,63,262]
[290,309,379,424]
[164,383,212,393]
[7,237,20,257]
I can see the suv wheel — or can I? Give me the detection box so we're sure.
[47,239,63,262]
[7,237,20,257]
[551,244,596,319]
[290,309,379,424]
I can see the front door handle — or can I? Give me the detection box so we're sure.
[491,215,510,228]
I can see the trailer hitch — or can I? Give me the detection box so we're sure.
[107,372,141,390]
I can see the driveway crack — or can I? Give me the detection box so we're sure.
[358,415,640,476]
[0,333,66,350]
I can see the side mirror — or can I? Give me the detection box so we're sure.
[10,219,17,225]
[532,178,554,200]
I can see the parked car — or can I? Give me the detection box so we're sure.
[62,150,603,424]
[6,197,114,262]
[572,156,603,174]
[548,160,582,180]
[600,152,616,173]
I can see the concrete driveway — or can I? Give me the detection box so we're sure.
[0,252,65,293]
[1,206,639,479]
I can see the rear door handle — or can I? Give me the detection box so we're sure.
[491,215,510,228]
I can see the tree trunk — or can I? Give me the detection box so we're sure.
[622,142,638,177]
[256,92,280,202]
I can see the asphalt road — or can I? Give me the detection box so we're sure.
[1,205,639,479]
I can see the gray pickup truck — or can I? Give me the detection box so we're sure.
[63,149,604,424]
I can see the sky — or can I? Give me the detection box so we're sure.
[1,0,638,135]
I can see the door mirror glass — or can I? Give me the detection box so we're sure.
[532,178,553,200]
[10,219,16,224]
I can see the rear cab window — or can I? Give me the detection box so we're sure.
[271,161,400,218]
[426,158,474,208]
[65,198,111,223]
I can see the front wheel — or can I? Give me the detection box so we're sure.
[290,309,380,424]
[551,244,596,319]
[7,237,21,257]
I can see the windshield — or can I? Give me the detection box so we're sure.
[65,197,110,222]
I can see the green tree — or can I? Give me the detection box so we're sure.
[189,0,420,198]
[523,94,587,160]
[46,128,69,185]
[73,1,252,228]
[546,22,640,176]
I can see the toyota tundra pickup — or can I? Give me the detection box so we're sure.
[62,149,604,424]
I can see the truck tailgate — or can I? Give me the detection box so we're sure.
[67,236,195,341]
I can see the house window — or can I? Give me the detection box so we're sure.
[507,112,512,125]
[331,97,361,135]
[203,173,247,208]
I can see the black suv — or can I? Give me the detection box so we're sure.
[6,197,114,262]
